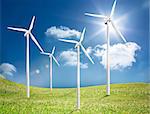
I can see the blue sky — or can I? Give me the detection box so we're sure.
[0,0,149,88]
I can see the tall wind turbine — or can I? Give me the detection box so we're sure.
[41,47,60,91]
[7,16,44,98]
[59,28,94,109]
[85,0,127,95]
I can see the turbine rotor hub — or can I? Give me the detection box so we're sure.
[24,31,30,37]
[75,43,80,48]
[105,17,111,25]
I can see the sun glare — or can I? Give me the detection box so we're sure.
[89,13,129,43]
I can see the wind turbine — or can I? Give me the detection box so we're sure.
[59,28,94,109]
[7,16,44,98]
[85,0,127,95]
[41,47,60,91]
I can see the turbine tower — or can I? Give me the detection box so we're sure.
[59,28,94,109]
[7,16,44,98]
[41,47,60,91]
[85,0,127,95]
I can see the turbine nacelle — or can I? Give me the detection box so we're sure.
[75,42,81,48]
[24,31,30,37]
[104,17,111,25]
[49,54,52,57]
[41,52,52,58]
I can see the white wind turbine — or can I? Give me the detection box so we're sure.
[7,16,44,98]
[41,47,60,91]
[59,27,94,109]
[85,0,127,95]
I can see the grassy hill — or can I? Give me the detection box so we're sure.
[0,77,149,114]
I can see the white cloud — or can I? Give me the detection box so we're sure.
[80,63,88,69]
[45,64,49,69]
[45,26,81,39]
[35,69,40,74]
[31,69,40,76]
[0,63,16,76]
[94,42,141,70]
[59,49,88,69]
[86,46,93,54]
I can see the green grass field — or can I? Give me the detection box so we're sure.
[0,77,149,114]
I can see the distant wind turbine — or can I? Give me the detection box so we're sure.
[59,27,94,109]
[8,16,44,98]
[85,0,127,95]
[41,47,60,91]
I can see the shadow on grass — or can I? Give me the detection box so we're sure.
[97,95,109,100]
[103,95,110,97]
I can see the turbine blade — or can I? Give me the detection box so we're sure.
[59,39,78,44]
[80,44,94,64]
[51,46,55,55]
[29,33,44,52]
[110,21,127,43]
[52,55,60,66]
[85,13,106,19]
[40,52,50,56]
[110,0,117,17]
[29,16,35,31]
[7,27,27,32]
[79,27,86,43]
